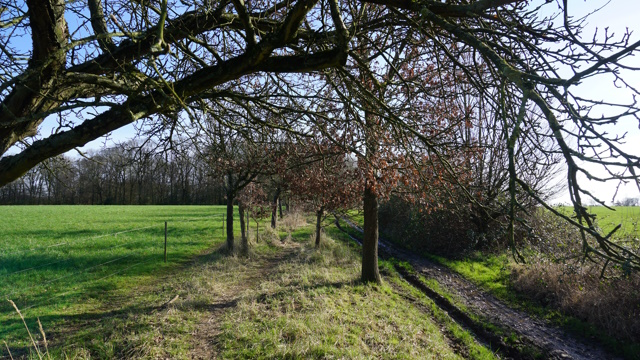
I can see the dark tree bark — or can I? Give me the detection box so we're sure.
[357,30,383,284]
[315,207,324,248]
[362,183,381,283]
[226,173,235,252]
[239,202,248,256]
[271,186,281,228]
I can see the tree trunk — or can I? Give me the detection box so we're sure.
[315,207,324,248]
[278,197,283,219]
[225,171,237,252]
[226,190,234,252]
[362,183,381,283]
[271,186,281,229]
[358,32,381,284]
[239,202,248,256]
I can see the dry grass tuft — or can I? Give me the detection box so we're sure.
[512,212,640,343]
[260,225,285,246]
[294,232,354,266]
[512,261,640,342]
[279,211,308,233]
[312,231,334,248]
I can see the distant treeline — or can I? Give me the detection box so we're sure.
[0,144,226,205]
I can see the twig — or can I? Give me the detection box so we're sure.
[159,295,180,311]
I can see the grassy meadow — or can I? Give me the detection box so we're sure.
[0,206,498,359]
[552,205,640,241]
[0,205,229,354]
[586,205,640,242]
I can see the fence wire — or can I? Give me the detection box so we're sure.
[1,213,225,315]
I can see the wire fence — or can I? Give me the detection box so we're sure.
[21,257,158,312]
[0,213,227,329]
[0,214,224,259]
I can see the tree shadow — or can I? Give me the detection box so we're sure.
[0,244,231,356]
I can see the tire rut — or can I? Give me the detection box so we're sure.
[336,216,620,360]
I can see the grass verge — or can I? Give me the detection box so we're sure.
[218,218,473,359]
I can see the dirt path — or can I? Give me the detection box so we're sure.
[189,242,300,359]
[337,217,619,360]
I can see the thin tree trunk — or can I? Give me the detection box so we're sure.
[278,197,283,219]
[226,173,235,253]
[271,186,281,229]
[239,202,248,256]
[362,182,381,283]
[226,197,234,251]
[315,207,324,248]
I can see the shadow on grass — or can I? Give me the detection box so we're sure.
[0,243,230,357]
[255,279,356,304]
[1,223,217,251]
[1,237,357,359]
[0,224,235,287]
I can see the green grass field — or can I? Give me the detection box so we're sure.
[0,205,230,353]
[586,206,640,241]
[0,207,497,359]
[556,206,640,242]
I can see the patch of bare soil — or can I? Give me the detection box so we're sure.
[188,291,239,360]
[338,217,620,360]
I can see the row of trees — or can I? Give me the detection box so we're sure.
[0,142,225,205]
[614,198,640,207]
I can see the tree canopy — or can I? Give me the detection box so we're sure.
[1,0,639,269]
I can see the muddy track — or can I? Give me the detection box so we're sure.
[335,217,619,360]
